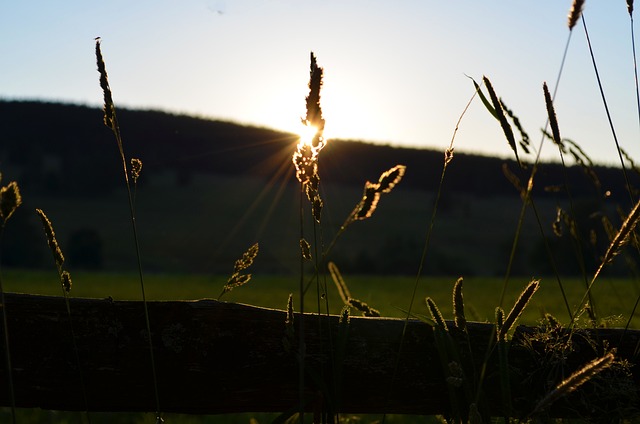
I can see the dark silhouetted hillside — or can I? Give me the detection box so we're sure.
[2,100,639,276]
[2,100,635,202]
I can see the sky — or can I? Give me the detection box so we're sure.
[1,1,638,166]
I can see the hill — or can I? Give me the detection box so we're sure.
[0,100,637,277]
[1,100,636,199]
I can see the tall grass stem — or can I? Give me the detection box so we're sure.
[95,39,161,421]
[0,229,16,424]
[581,15,634,203]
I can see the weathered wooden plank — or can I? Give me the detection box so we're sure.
[0,293,636,418]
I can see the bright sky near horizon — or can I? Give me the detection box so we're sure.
[1,1,637,166]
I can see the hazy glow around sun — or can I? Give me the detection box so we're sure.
[298,122,320,147]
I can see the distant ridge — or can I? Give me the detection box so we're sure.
[0,100,635,200]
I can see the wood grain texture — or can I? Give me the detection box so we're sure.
[0,293,637,418]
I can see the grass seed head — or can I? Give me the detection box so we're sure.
[568,0,585,30]
[328,261,351,304]
[95,39,116,130]
[0,181,22,225]
[543,82,562,148]
[355,182,381,221]
[299,238,312,260]
[283,293,295,352]
[219,243,259,299]
[553,207,564,237]
[35,208,65,267]
[339,305,350,324]
[348,298,380,317]
[532,353,614,415]
[500,279,540,339]
[234,242,259,273]
[444,148,454,166]
[545,313,560,327]
[501,99,531,155]
[377,165,406,193]
[426,297,448,331]
[61,270,72,293]
[452,277,467,332]
[311,192,323,223]
[305,52,325,150]
[495,307,505,340]
[130,158,143,183]
[601,198,640,267]
[628,0,634,15]
[483,76,519,165]
[293,144,316,185]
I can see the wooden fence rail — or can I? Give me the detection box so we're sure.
[0,293,638,419]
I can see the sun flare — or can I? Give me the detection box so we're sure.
[297,122,321,148]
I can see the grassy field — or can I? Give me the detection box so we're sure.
[3,268,639,328]
[12,171,557,277]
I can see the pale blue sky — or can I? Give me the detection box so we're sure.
[1,1,636,165]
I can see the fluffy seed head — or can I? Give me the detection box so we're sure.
[339,305,350,324]
[495,307,505,340]
[533,353,614,414]
[220,243,259,299]
[426,297,448,331]
[567,0,585,30]
[311,193,323,223]
[35,208,65,267]
[234,242,259,273]
[282,295,295,354]
[305,52,325,150]
[543,82,562,147]
[452,277,467,332]
[444,148,454,166]
[299,238,312,260]
[131,158,143,183]
[61,270,72,293]
[328,261,352,304]
[0,181,22,225]
[377,165,406,193]
[500,279,540,339]
[483,76,519,164]
[95,39,116,130]
[348,298,380,317]
[355,182,381,221]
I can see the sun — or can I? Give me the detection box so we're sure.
[297,122,321,148]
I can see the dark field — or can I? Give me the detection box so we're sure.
[6,173,573,277]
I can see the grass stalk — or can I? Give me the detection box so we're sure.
[0,228,16,424]
[95,39,161,422]
[401,90,475,329]
[531,352,614,416]
[489,26,573,318]
[571,196,640,328]
[0,178,22,424]
[581,15,634,203]
[35,208,92,423]
[380,91,477,424]
[297,186,306,422]
[293,51,326,422]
